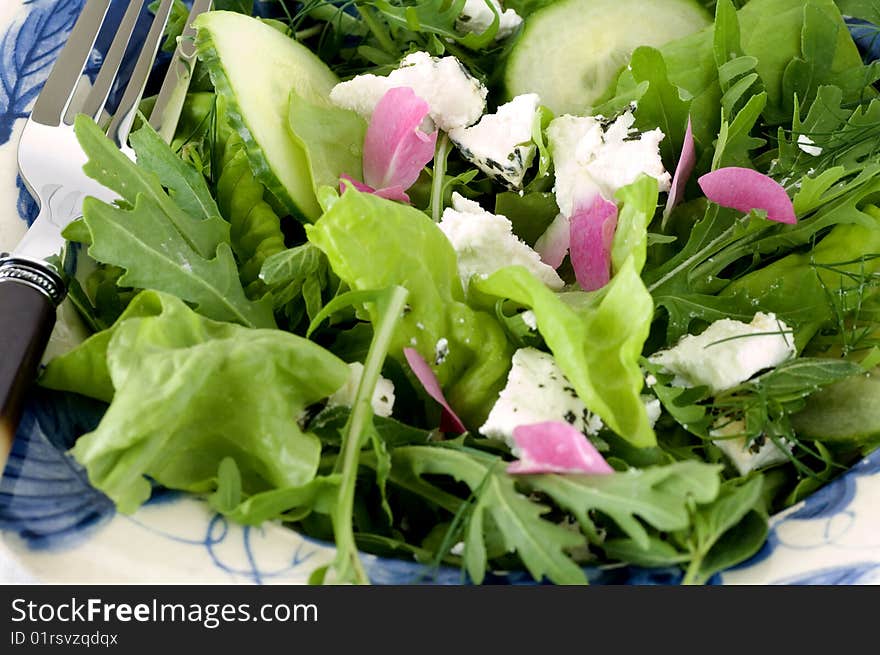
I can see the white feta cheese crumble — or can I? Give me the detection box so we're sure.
[711,419,792,475]
[797,134,823,157]
[327,362,395,418]
[642,395,662,428]
[439,193,564,290]
[521,310,538,331]
[648,312,796,394]
[329,51,487,132]
[448,93,540,190]
[456,0,523,40]
[434,338,449,365]
[479,347,603,446]
[547,111,671,217]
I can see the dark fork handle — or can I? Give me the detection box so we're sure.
[0,257,65,464]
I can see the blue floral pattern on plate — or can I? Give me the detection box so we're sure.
[1,0,879,585]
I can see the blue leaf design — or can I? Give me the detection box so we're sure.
[16,173,38,225]
[0,0,86,146]
[773,562,880,585]
[0,390,115,550]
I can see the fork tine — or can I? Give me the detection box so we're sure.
[105,0,174,148]
[31,0,112,127]
[78,0,144,124]
[149,0,214,143]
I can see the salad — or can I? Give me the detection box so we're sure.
[39,0,880,585]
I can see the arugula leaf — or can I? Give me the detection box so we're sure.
[781,1,880,116]
[678,476,766,584]
[73,116,273,328]
[77,193,275,328]
[63,291,349,513]
[474,259,656,447]
[306,189,514,427]
[627,47,691,170]
[525,461,722,550]
[391,445,587,584]
[211,466,341,526]
[75,115,228,259]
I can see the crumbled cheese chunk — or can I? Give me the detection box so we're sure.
[797,134,823,157]
[642,395,662,428]
[448,93,540,190]
[329,51,487,132]
[648,312,796,394]
[521,310,537,331]
[456,0,523,40]
[547,111,671,216]
[434,338,449,365]
[328,362,395,417]
[711,419,792,475]
[439,193,564,290]
[479,347,603,446]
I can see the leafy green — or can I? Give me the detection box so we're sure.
[611,176,660,275]
[259,243,331,324]
[330,286,410,584]
[62,291,349,513]
[627,47,691,170]
[678,476,766,584]
[72,116,274,328]
[392,445,587,584]
[216,130,287,296]
[474,260,655,447]
[529,459,722,544]
[306,189,514,427]
[74,115,228,258]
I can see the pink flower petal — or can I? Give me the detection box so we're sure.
[698,167,797,224]
[507,421,614,475]
[534,213,571,269]
[339,174,411,204]
[665,116,695,215]
[364,87,438,193]
[403,347,467,434]
[569,194,619,291]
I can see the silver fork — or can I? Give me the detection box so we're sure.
[0,0,212,460]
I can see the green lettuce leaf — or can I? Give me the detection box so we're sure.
[65,291,349,514]
[306,189,514,427]
[474,259,656,447]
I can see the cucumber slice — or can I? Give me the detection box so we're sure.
[791,371,880,443]
[504,0,710,116]
[194,11,339,221]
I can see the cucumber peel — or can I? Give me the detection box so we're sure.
[504,0,710,116]
[194,11,339,221]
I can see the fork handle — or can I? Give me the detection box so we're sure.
[0,257,65,464]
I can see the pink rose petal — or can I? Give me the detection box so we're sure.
[534,213,571,269]
[507,421,614,475]
[403,347,467,434]
[664,116,695,215]
[339,174,411,204]
[698,167,797,224]
[569,194,619,291]
[364,87,438,193]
